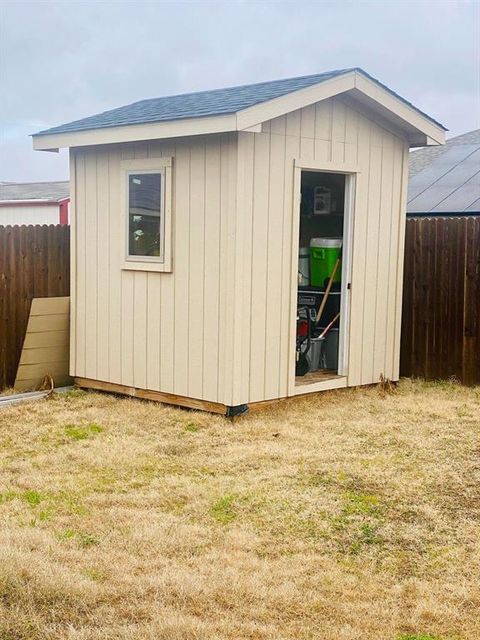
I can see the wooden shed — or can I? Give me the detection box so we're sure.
[33,68,446,415]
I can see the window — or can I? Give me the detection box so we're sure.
[121,157,172,272]
[128,172,162,258]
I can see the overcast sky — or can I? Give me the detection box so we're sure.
[1,0,479,182]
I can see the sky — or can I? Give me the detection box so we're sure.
[0,0,479,182]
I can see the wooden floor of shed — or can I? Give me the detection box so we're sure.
[295,369,340,386]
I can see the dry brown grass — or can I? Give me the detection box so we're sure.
[0,379,479,640]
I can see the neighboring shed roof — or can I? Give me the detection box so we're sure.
[407,129,480,214]
[34,67,446,138]
[0,181,69,203]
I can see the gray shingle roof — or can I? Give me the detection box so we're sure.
[34,68,446,138]
[0,181,69,202]
[408,129,480,213]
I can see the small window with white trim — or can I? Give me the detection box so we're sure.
[121,157,172,272]
[128,172,162,258]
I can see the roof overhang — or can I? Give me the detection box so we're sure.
[32,70,445,152]
[0,199,63,207]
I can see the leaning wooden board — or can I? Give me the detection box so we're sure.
[14,297,71,391]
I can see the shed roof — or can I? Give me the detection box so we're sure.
[0,181,69,203]
[407,129,480,214]
[34,68,446,138]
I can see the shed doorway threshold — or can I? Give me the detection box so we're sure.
[294,371,347,396]
[295,369,339,385]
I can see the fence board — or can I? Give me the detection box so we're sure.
[401,216,480,385]
[0,224,70,389]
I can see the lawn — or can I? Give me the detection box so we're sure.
[0,380,479,640]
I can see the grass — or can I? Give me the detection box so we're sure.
[64,422,104,440]
[0,378,478,639]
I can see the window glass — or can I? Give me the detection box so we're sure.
[128,173,162,257]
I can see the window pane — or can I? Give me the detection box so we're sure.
[128,173,161,257]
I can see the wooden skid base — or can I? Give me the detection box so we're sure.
[74,378,227,415]
[75,375,351,417]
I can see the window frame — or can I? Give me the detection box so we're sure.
[121,157,173,272]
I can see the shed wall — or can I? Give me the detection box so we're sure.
[232,97,409,404]
[71,96,409,407]
[71,133,237,404]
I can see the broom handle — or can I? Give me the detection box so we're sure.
[315,257,341,325]
[319,312,340,339]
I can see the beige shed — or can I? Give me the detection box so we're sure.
[33,68,446,415]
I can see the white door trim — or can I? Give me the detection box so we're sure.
[287,163,357,396]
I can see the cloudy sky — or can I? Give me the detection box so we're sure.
[1,0,479,182]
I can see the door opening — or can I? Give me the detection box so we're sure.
[295,170,349,388]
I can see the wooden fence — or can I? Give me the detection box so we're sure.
[1,219,478,390]
[401,216,480,385]
[0,225,70,389]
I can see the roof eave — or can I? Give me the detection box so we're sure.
[352,73,445,146]
[32,113,240,151]
[236,70,445,146]
[32,69,446,151]
[0,199,63,206]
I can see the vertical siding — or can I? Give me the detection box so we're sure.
[72,97,409,406]
[69,149,77,376]
[235,97,409,402]
[95,150,110,382]
[72,133,237,404]
[74,150,86,378]
[203,137,222,399]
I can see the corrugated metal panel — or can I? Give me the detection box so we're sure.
[432,166,480,212]
[465,196,480,212]
[408,144,480,212]
[409,129,480,179]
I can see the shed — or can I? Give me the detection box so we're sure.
[32,68,446,414]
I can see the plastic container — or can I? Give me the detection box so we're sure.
[298,247,310,286]
[310,238,342,287]
[306,336,324,372]
[323,328,339,371]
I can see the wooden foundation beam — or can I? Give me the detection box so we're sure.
[74,377,228,415]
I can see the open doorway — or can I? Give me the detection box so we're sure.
[295,170,348,387]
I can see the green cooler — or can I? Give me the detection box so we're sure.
[309,238,342,287]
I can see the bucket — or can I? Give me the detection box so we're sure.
[323,328,339,371]
[310,238,342,287]
[298,247,310,286]
[306,336,324,372]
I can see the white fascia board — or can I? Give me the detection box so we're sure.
[235,72,356,130]
[32,70,445,151]
[236,69,445,147]
[354,73,445,145]
[32,113,238,150]
[0,199,56,205]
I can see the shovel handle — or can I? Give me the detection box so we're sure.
[315,257,341,325]
[319,312,341,339]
